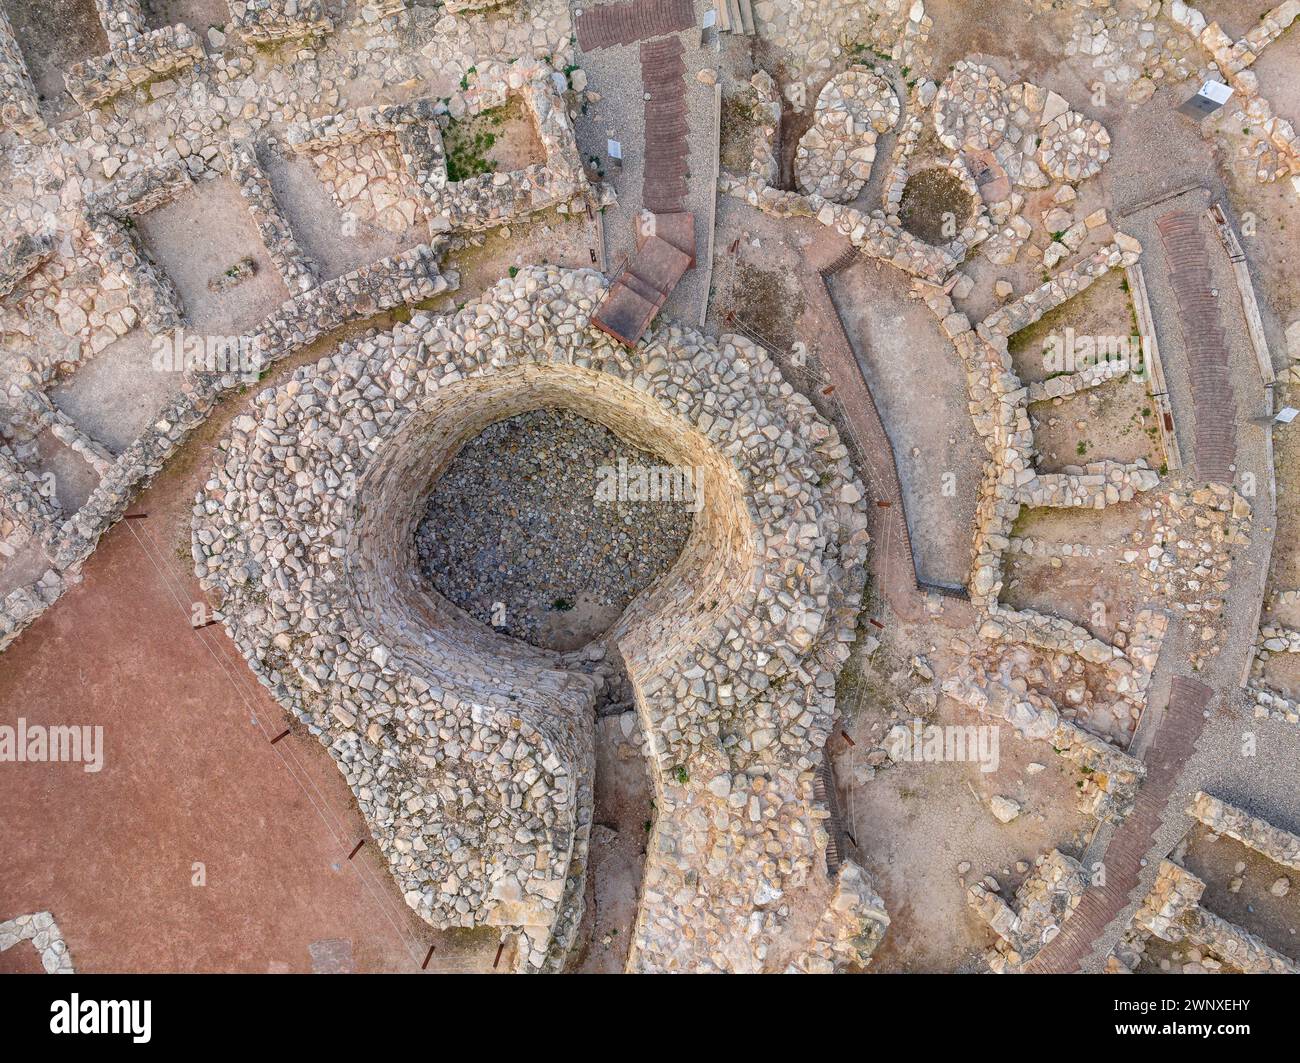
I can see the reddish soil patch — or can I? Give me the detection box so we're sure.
[0,343,498,974]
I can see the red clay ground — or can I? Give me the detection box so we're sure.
[0,334,499,974]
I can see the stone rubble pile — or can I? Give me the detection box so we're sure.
[785,859,890,973]
[943,652,1146,823]
[967,849,1085,973]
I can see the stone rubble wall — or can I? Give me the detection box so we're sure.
[1188,791,1300,872]
[226,138,320,295]
[1249,681,1300,725]
[953,239,1144,610]
[908,237,1151,617]
[969,849,1085,972]
[444,0,513,12]
[979,606,1166,714]
[1133,858,1205,941]
[943,660,1145,822]
[1027,357,1131,403]
[0,440,62,550]
[19,389,117,478]
[0,6,43,137]
[880,105,927,216]
[982,239,1143,340]
[192,266,872,973]
[1185,907,1300,973]
[65,25,206,111]
[1168,2,1300,183]
[1120,856,1299,973]
[722,172,957,280]
[785,859,889,973]
[94,0,149,49]
[745,71,782,187]
[0,912,75,973]
[0,244,454,654]
[420,62,591,233]
[282,62,593,235]
[86,213,186,335]
[0,230,54,300]
[228,1,335,44]
[1019,461,1161,509]
[79,163,194,336]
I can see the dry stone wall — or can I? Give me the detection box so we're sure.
[193,265,876,972]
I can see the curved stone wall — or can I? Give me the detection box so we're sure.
[193,266,871,971]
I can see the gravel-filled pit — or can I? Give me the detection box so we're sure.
[899,167,976,246]
[416,407,696,651]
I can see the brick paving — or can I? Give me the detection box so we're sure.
[640,36,689,214]
[575,0,695,51]
[1024,676,1212,973]
[1156,210,1238,486]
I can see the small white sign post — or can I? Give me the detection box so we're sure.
[1177,80,1233,118]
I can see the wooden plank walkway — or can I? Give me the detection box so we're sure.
[641,36,689,214]
[575,0,695,51]
[1024,676,1212,972]
[1156,210,1238,485]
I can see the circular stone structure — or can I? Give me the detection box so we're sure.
[1037,110,1111,182]
[193,267,870,972]
[933,59,1013,152]
[796,69,900,202]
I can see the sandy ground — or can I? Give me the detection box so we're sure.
[1180,824,1300,961]
[837,638,1097,972]
[827,261,983,589]
[51,332,184,454]
[33,426,101,515]
[136,176,293,335]
[1031,375,1165,473]
[145,0,232,34]
[1,0,108,107]
[572,712,652,973]
[1004,504,1151,636]
[0,313,508,974]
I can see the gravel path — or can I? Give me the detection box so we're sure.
[416,408,695,650]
